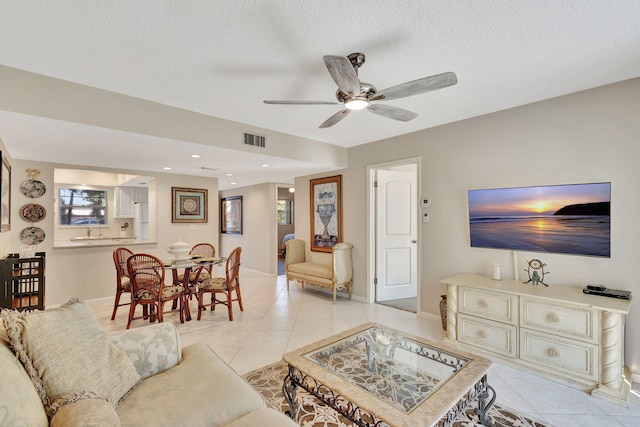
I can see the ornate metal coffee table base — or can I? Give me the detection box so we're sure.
[283,364,496,427]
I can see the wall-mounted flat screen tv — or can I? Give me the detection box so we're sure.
[468,182,610,257]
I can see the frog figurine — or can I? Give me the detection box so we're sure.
[523,259,549,286]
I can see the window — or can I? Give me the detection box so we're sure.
[277,200,293,225]
[58,187,108,226]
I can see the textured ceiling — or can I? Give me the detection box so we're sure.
[1,1,640,188]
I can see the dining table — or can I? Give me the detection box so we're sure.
[163,256,227,321]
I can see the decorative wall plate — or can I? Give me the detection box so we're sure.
[20,179,47,198]
[20,203,47,222]
[20,226,46,245]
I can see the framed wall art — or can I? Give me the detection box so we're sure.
[310,175,342,252]
[221,196,243,234]
[468,182,611,257]
[1,151,11,232]
[171,187,208,223]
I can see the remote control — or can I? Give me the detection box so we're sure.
[583,285,631,300]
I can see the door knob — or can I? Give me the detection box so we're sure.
[411,240,417,244]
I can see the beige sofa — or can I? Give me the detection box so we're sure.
[284,239,353,303]
[0,300,297,427]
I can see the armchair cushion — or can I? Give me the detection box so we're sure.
[226,407,300,427]
[0,299,140,418]
[332,242,353,284]
[199,276,228,290]
[50,398,120,427]
[287,262,333,280]
[284,239,305,265]
[135,285,184,300]
[0,324,48,427]
[108,322,181,379]
[116,343,265,426]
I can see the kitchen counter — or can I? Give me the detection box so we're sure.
[54,238,157,248]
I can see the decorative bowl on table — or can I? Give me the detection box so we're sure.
[166,239,191,260]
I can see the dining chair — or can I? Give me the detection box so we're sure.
[196,246,243,321]
[126,253,185,329]
[178,243,216,284]
[171,243,216,312]
[111,247,133,320]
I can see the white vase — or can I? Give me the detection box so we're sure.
[492,264,502,280]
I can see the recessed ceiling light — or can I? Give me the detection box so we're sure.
[191,154,201,158]
[163,167,172,171]
[230,181,237,185]
[226,173,233,176]
[261,164,269,167]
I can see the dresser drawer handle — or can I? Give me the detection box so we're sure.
[478,299,489,308]
[477,330,487,339]
[548,348,560,358]
[548,313,560,322]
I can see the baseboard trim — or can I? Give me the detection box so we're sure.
[420,311,440,321]
[283,279,366,303]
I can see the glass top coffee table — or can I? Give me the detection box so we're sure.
[282,322,495,427]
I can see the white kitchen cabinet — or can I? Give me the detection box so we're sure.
[114,187,148,218]
[441,273,631,406]
[114,187,134,218]
[134,187,148,203]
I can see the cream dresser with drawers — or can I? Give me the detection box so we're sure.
[441,273,631,405]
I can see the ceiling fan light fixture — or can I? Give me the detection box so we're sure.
[345,98,368,111]
[264,52,456,128]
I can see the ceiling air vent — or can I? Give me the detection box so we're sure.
[242,132,266,148]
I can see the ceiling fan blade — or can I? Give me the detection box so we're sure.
[263,100,339,105]
[323,55,360,96]
[367,104,418,122]
[319,109,351,128]
[371,71,457,101]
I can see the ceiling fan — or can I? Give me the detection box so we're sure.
[264,52,457,128]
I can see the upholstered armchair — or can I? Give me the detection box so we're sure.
[285,239,353,303]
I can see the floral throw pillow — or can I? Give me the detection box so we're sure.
[1,299,140,419]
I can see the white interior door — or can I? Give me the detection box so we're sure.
[375,168,417,301]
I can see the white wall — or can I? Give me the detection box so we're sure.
[294,78,640,375]
[0,65,348,170]
[6,159,219,306]
[219,183,278,275]
[0,138,13,255]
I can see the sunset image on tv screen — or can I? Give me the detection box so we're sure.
[468,182,610,257]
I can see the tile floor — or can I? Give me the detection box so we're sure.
[90,270,640,427]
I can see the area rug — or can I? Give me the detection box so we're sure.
[243,361,550,427]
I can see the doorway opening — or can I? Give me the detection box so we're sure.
[277,185,295,276]
[367,158,420,314]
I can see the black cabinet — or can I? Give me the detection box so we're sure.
[0,252,45,311]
